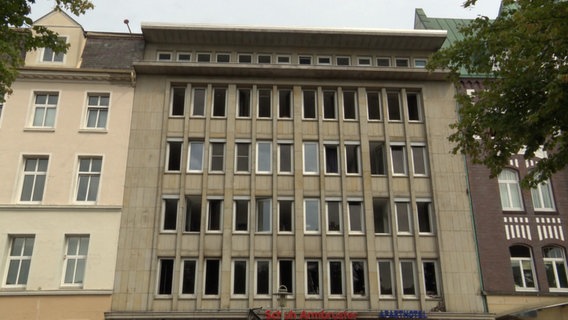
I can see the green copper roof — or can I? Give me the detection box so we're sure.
[414,8,472,48]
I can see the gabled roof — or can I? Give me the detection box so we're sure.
[414,8,472,48]
[33,8,84,33]
[81,33,144,69]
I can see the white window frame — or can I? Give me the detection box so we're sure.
[187,141,204,172]
[157,258,174,295]
[324,143,340,175]
[85,93,110,129]
[510,245,537,291]
[255,260,272,297]
[62,235,89,286]
[19,156,49,203]
[231,259,248,297]
[256,142,272,174]
[543,247,568,291]
[304,199,320,234]
[326,200,342,234]
[233,198,250,233]
[336,56,351,66]
[351,260,367,297]
[422,260,441,298]
[498,169,524,211]
[345,143,361,175]
[416,200,434,235]
[161,196,179,232]
[3,236,35,287]
[328,260,344,296]
[256,198,272,233]
[390,144,408,175]
[531,180,555,211]
[180,259,197,296]
[303,142,319,174]
[277,143,293,174]
[75,156,102,203]
[211,87,227,118]
[41,37,66,63]
[257,89,272,119]
[377,260,395,298]
[196,52,211,62]
[191,87,206,117]
[411,144,428,176]
[166,139,183,172]
[31,92,59,128]
[216,52,231,63]
[278,198,294,234]
[347,200,364,234]
[305,260,322,298]
[206,199,223,233]
[317,56,332,65]
[357,56,372,66]
[400,260,417,298]
[395,201,412,235]
[322,90,337,120]
[157,51,172,61]
[277,55,291,64]
[203,258,221,296]
[209,141,225,173]
[235,142,251,173]
[237,88,252,118]
[177,52,191,61]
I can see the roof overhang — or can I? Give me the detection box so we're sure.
[141,23,447,51]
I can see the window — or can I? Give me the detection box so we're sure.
[157,52,172,61]
[373,198,390,234]
[317,56,331,65]
[232,260,248,296]
[235,143,250,173]
[234,199,249,232]
[32,92,58,127]
[345,144,361,174]
[357,57,372,66]
[185,195,201,232]
[212,88,226,117]
[531,180,555,211]
[395,202,412,234]
[377,57,391,67]
[351,260,366,296]
[238,54,252,63]
[417,201,433,234]
[406,92,422,121]
[378,260,394,297]
[395,58,409,67]
[76,157,102,202]
[336,56,350,66]
[304,199,320,233]
[256,142,272,173]
[188,141,204,172]
[20,157,48,202]
[543,247,568,290]
[181,259,197,295]
[348,201,364,233]
[197,53,211,62]
[209,142,225,172]
[204,259,220,295]
[192,88,206,116]
[278,143,293,174]
[328,261,344,295]
[306,260,321,296]
[162,198,178,231]
[157,258,174,295]
[411,145,428,175]
[278,200,293,233]
[303,90,317,119]
[170,87,185,117]
[177,52,191,61]
[42,37,65,62]
[367,91,381,120]
[277,55,291,64]
[278,89,292,118]
[498,169,523,210]
[258,54,272,64]
[256,260,271,295]
[386,91,403,121]
[237,89,251,118]
[323,90,337,119]
[256,198,272,232]
[423,261,440,297]
[326,201,342,233]
[63,236,89,285]
[414,59,427,68]
[342,91,357,120]
[4,237,34,286]
[369,142,386,175]
[391,145,407,175]
[166,140,182,171]
[86,94,109,128]
[304,142,319,174]
[258,89,272,118]
[510,245,536,290]
[400,260,417,296]
[216,53,230,63]
[207,199,222,232]
[324,144,339,174]
[299,56,312,65]
[279,260,294,293]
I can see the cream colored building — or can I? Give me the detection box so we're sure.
[0,10,141,320]
[108,24,493,319]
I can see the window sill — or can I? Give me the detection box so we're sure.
[78,129,108,134]
[24,127,55,132]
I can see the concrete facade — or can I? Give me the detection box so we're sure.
[108,24,491,319]
[0,10,138,320]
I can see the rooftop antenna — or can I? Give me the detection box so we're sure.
[123,19,132,34]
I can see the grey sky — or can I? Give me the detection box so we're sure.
[30,0,501,33]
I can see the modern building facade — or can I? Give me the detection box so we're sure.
[415,8,568,320]
[107,23,491,319]
[0,10,142,319]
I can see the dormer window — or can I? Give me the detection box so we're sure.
[157,52,172,61]
[42,37,66,62]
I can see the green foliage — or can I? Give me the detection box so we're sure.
[429,0,568,187]
[0,0,93,101]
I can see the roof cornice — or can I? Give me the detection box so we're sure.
[17,67,133,83]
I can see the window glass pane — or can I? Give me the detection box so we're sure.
[401,261,416,296]
[185,196,201,232]
[188,142,204,171]
[329,261,343,295]
[167,141,182,171]
[352,261,366,296]
[367,92,381,120]
[212,88,226,117]
[303,90,316,119]
[279,90,292,118]
[210,143,224,172]
[234,200,248,231]
[407,93,421,121]
[396,202,411,233]
[257,261,270,295]
[257,142,272,173]
[205,260,220,295]
[370,142,386,175]
[423,262,439,296]
[238,89,251,117]
[412,146,427,175]
[387,92,401,121]
[257,199,272,232]
[163,198,178,230]
[236,143,250,172]
[279,200,293,232]
[378,261,393,296]
[348,201,363,232]
[391,146,406,174]
[171,87,185,116]
[343,91,356,120]
[305,199,320,232]
[233,261,247,295]
[279,260,293,293]
[325,145,339,174]
[345,145,360,174]
[327,201,341,232]
[258,89,272,118]
[323,91,336,119]
[208,200,222,231]
[373,198,389,234]
[279,144,292,173]
[192,88,205,116]
[304,143,319,173]
[306,261,320,295]
[182,260,196,294]
[417,202,432,233]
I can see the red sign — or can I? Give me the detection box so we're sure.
[265,310,358,320]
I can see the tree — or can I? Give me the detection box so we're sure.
[428,0,568,187]
[0,0,93,102]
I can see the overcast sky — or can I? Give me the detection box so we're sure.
[30,0,501,33]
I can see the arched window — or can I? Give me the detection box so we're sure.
[531,180,555,211]
[498,169,523,210]
[509,245,536,290]
[543,246,568,290]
